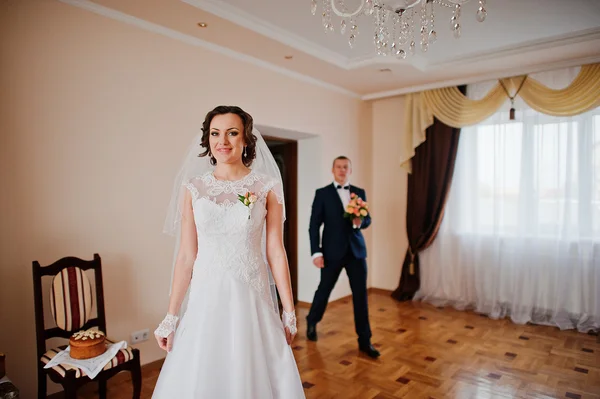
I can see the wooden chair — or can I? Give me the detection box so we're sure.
[32,254,141,399]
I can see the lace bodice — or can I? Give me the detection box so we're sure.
[184,170,281,308]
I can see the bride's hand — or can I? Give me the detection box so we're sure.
[282,309,297,345]
[154,313,178,352]
[284,326,297,345]
[155,332,174,352]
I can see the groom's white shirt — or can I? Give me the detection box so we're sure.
[334,181,351,208]
[312,181,351,260]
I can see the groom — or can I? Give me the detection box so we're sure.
[305,156,380,358]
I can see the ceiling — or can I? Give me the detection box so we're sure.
[65,0,600,99]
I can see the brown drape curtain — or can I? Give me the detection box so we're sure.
[392,85,466,301]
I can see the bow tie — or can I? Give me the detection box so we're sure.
[336,185,349,190]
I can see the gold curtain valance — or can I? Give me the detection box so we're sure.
[401,63,600,172]
[515,64,600,116]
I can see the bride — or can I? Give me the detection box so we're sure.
[151,105,306,398]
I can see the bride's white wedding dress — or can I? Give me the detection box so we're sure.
[152,170,306,398]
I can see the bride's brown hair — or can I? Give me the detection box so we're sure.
[199,105,257,167]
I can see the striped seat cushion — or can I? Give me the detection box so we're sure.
[40,339,135,378]
[49,267,94,331]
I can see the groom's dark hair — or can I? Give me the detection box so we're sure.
[333,156,351,167]
[199,105,257,167]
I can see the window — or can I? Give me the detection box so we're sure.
[450,107,600,240]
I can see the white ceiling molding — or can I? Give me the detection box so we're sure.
[346,27,600,72]
[344,53,425,70]
[58,0,361,98]
[182,0,454,74]
[423,27,600,71]
[182,0,431,71]
[58,0,600,101]
[179,0,600,74]
[361,54,600,101]
[181,0,351,69]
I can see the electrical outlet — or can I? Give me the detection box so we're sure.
[130,328,150,344]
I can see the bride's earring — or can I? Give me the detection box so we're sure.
[244,146,247,158]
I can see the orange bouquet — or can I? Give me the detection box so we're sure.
[344,192,369,221]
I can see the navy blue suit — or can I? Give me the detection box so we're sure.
[306,183,372,345]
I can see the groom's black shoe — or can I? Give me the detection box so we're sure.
[359,343,380,358]
[306,323,318,341]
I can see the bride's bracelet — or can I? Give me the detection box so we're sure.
[154,313,179,338]
[282,309,297,335]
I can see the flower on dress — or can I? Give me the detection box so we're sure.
[238,191,258,219]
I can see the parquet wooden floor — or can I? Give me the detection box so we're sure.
[71,291,600,399]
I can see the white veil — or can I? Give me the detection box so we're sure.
[163,127,285,317]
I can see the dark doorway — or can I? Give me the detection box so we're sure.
[265,136,298,305]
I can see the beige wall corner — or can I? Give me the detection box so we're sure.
[370,96,409,291]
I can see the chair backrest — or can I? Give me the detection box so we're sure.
[32,254,107,361]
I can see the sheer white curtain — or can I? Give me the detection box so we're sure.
[416,67,600,332]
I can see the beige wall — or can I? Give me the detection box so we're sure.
[370,96,409,291]
[0,1,377,396]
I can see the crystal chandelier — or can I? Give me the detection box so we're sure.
[310,0,488,58]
